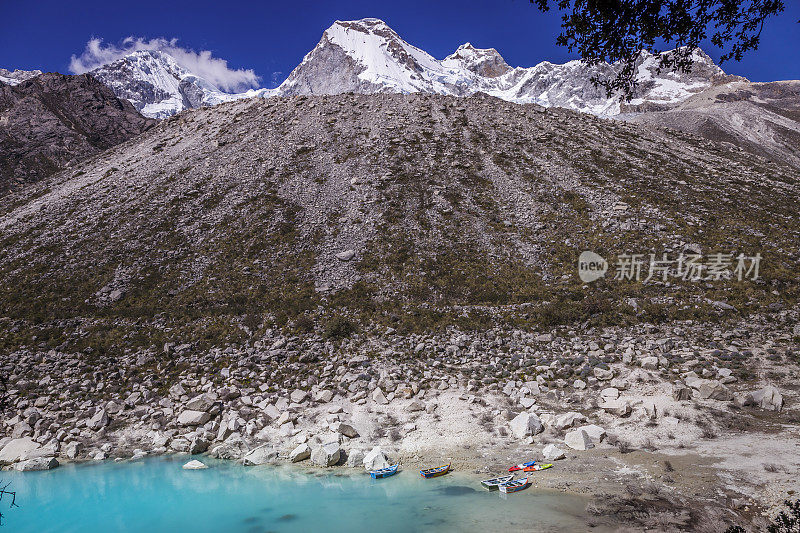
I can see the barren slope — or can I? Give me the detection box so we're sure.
[0,93,797,354]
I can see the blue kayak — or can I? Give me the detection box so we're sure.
[370,464,399,479]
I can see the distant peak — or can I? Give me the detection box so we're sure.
[444,43,511,78]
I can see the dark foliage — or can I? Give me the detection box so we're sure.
[532,0,787,98]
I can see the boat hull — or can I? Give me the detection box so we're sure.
[420,463,451,478]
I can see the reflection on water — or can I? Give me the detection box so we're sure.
[3,456,606,532]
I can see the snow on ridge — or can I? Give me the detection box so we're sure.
[80,18,735,119]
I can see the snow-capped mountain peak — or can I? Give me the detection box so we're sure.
[443,43,511,78]
[89,49,271,118]
[0,68,42,86]
[78,18,741,119]
[278,18,739,114]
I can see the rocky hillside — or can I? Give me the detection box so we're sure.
[0,73,155,192]
[626,80,800,169]
[0,93,797,356]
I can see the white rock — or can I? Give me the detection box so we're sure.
[346,449,365,467]
[182,460,208,470]
[640,356,659,370]
[311,442,341,467]
[242,444,278,466]
[372,388,389,405]
[553,412,586,430]
[185,393,216,411]
[405,400,425,412]
[752,385,783,411]
[363,446,390,471]
[593,367,613,381]
[0,437,42,465]
[542,443,566,461]
[335,250,356,261]
[14,457,59,471]
[600,387,620,400]
[698,380,733,401]
[598,398,631,417]
[290,389,309,403]
[314,390,334,403]
[289,443,311,463]
[577,424,606,443]
[509,412,543,439]
[177,410,211,426]
[86,409,109,431]
[564,429,594,451]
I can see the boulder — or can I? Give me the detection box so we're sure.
[314,390,334,403]
[14,457,59,471]
[752,386,783,411]
[577,424,606,443]
[242,444,279,466]
[333,422,359,439]
[598,399,631,417]
[673,382,692,401]
[593,367,613,381]
[405,400,425,412]
[86,409,109,430]
[346,449,365,468]
[182,460,208,470]
[698,380,733,401]
[185,393,216,411]
[311,442,341,467]
[640,356,659,370]
[289,443,311,463]
[290,389,309,404]
[573,379,587,390]
[564,429,594,451]
[372,388,389,405]
[542,443,566,461]
[509,412,544,439]
[0,437,41,465]
[552,412,586,430]
[189,437,210,455]
[362,446,390,471]
[600,387,620,401]
[335,250,356,261]
[63,441,82,460]
[177,410,211,426]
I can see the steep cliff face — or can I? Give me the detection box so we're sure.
[0,73,155,192]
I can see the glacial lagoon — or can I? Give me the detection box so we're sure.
[1,457,605,532]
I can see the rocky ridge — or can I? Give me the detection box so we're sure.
[0,72,155,192]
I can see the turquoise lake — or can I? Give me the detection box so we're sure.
[1,457,603,532]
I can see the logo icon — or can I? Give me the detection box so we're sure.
[578,251,607,283]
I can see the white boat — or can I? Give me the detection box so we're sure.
[480,474,514,490]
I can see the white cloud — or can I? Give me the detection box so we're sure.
[69,37,260,92]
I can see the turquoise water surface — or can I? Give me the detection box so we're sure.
[1,456,601,532]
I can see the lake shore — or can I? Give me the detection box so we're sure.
[2,313,798,531]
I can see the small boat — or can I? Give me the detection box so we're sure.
[369,464,399,479]
[480,474,514,490]
[508,461,536,472]
[522,463,553,472]
[420,463,451,478]
[499,477,530,494]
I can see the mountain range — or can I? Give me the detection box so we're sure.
[1,16,798,187]
[81,18,738,119]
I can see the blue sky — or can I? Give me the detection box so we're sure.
[1,0,798,88]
